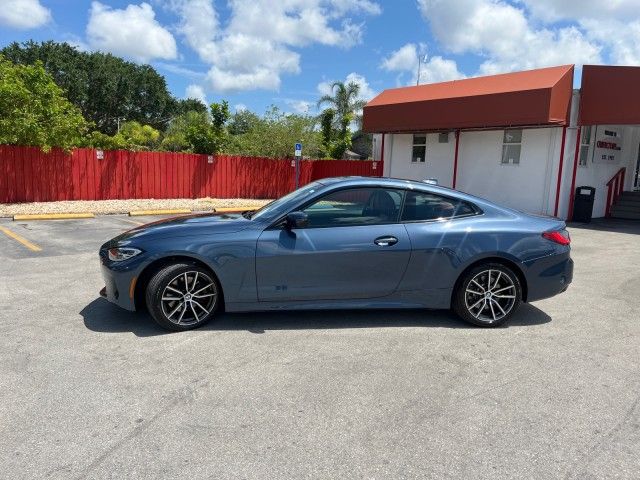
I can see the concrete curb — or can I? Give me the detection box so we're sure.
[13,213,95,221]
[129,209,192,216]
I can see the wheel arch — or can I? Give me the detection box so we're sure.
[134,254,224,312]
[452,255,528,305]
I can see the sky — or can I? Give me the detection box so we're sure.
[1,0,640,116]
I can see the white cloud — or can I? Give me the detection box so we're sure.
[317,72,376,111]
[517,0,639,24]
[420,56,466,83]
[417,0,602,74]
[0,0,51,29]
[382,43,464,85]
[344,72,376,100]
[171,0,381,93]
[286,99,313,114]
[234,104,247,112]
[382,43,421,72]
[516,0,640,67]
[87,2,177,63]
[185,84,207,104]
[581,19,640,65]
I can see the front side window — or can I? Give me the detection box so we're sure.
[501,129,522,165]
[302,188,404,228]
[251,181,322,221]
[412,134,427,163]
[401,191,477,222]
[579,126,592,167]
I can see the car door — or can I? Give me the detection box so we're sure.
[399,189,481,292]
[255,187,411,302]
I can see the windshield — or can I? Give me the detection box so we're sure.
[249,182,323,222]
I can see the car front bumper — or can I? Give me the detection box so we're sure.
[99,248,145,311]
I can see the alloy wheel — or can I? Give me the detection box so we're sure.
[464,269,517,323]
[160,271,217,326]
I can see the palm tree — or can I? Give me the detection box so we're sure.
[317,81,367,129]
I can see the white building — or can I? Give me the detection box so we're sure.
[364,65,640,220]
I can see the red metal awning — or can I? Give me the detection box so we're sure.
[579,65,640,125]
[363,65,574,133]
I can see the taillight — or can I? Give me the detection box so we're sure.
[542,230,571,246]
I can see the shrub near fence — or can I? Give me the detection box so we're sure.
[0,146,382,203]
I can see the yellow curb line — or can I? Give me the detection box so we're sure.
[0,226,42,252]
[129,209,192,216]
[13,213,95,221]
[214,207,259,213]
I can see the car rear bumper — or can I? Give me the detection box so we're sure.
[525,252,573,302]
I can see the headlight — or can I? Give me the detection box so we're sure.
[107,247,142,262]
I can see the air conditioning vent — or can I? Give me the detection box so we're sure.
[438,132,449,143]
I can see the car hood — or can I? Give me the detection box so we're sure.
[105,212,252,247]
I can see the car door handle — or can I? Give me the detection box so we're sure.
[374,236,398,247]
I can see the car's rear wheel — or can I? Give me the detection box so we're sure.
[145,263,220,331]
[453,263,522,327]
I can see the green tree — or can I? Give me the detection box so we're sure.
[83,121,160,151]
[161,101,230,154]
[317,81,367,129]
[1,41,176,135]
[228,109,260,135]
[0,56,88,151]
[171,98,208,117]
[119,121,160,150]
[316,81,365,158]
[226,106,322,158]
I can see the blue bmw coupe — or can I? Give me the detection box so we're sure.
[100,177,573,331]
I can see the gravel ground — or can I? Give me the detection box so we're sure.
[0,198,271,216]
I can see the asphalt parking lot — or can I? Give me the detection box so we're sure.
[0,215,639,479]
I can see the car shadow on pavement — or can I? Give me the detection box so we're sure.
[568,218,640,235]
[81,298,551,337]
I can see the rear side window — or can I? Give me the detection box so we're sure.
[401,191,477,222]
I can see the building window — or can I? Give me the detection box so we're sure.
[412,134,426,163]
[579,126,592,166]
[501,129,522,165]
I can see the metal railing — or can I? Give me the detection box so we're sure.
[605,167,626,217]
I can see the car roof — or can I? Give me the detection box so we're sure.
[313,176,500,210]
[316,176,460,195]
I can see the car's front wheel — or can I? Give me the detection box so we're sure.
[145,263,220,331]
[453,263,522,327]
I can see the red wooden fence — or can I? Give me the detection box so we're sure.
[0,146,382,203]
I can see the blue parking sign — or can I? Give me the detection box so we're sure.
[294,143,302,157]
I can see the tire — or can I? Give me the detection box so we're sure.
[145,262,220,331]
[452,262,522,327]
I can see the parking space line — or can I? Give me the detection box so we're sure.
[118,218,146,226]
[0,226,42,252]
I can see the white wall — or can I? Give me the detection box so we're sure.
[383,133,455,186]
[384,128,561,216]
[456,128,560,214]
[381,90,640,219]
[571,125,640,218]
[556,91,640,219]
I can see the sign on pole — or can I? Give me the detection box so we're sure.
[294,143,302,188]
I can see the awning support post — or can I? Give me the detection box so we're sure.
[553,126,568,217]
[452,130,460,189]
[567,126,582,220]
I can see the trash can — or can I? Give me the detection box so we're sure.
[572,186,596,223]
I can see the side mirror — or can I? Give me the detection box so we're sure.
[285,211,309,229]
